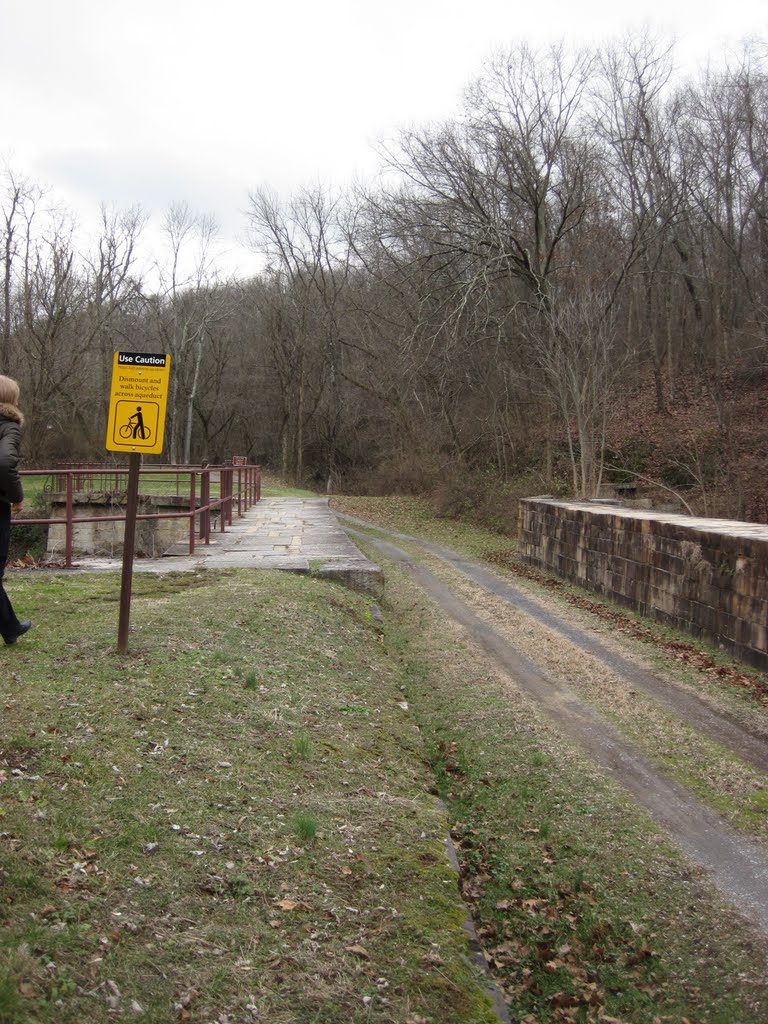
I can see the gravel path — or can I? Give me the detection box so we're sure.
[343,519,768,938]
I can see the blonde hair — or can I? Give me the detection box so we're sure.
[0,375,20,406]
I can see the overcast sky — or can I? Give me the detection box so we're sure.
[2,0,767,278]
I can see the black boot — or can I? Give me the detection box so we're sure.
[3,620,32,645]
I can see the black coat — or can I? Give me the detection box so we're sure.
[0,404,24,506]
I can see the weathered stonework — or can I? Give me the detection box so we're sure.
[315,559,384,599]
[46,493,193,559]
[517,498,768,671]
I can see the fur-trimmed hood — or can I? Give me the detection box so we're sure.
[0,402,23,426]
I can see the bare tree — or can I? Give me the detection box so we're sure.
[592,34,684,411]
[681,45,768,366]
[79,203,147,431]
[525,287,621,498]
[0,164,45,374]
[11,206,95,457]
[150,202,231,463]
[247,185,356,488]
[379,43,599,315]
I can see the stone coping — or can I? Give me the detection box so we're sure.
[523,497,768,542]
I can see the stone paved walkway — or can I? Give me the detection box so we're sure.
[71,497,384,596]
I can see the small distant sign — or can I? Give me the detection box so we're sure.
[106,352,171,454]
[232,455,247,466]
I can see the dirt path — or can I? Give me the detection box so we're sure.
[342,519,768,938]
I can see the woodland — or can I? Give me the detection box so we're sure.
[2,35,768,531]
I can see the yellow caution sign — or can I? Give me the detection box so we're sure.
[106,351,171,454]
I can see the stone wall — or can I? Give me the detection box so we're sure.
[517,498,768,671]
[46,493,193,559]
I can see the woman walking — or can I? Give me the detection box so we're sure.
[0,375,32,645]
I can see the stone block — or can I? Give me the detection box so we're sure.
[750,622,767,655]
[46,493,193,558]
[517,498,768,671]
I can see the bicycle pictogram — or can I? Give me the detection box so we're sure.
[119,406,152,441]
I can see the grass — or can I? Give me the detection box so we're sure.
[331,495,513,560]
[19,471,219,501]
[331,494,768,1018]
[332,494,768,708]
[17,468,315,528]
[376,558,768,1023]
[383,541,768,848]
[17,468,312,513]
[293,811,319,843]
[0,568,497,1024]
[3,491,768,1022]
[259,472,318,498]
[294,732,313,758]
[15,474,49,504]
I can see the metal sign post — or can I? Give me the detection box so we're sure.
[106,351,171,653]
[117,452,141,653]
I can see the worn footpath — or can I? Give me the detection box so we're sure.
[70,497,384,596]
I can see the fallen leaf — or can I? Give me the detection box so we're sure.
[345,944,370,959]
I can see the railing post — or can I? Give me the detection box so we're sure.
[189,471,196,555]
[201,470,210,544]
[220,467,227,532]
[65,471,74,569]
[237,468,243,518]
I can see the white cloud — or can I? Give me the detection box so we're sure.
[3,0,766,275]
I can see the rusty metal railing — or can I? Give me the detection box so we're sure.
[13,463,262,568]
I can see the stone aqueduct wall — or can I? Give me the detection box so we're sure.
[46,493,191,559]
[517,498,768,671]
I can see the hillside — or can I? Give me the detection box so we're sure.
[603,366,768,523]
[417,364,768,540]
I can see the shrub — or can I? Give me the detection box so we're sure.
[431,466,565,536]
[604,439,657,483]
[8,495,49,563]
